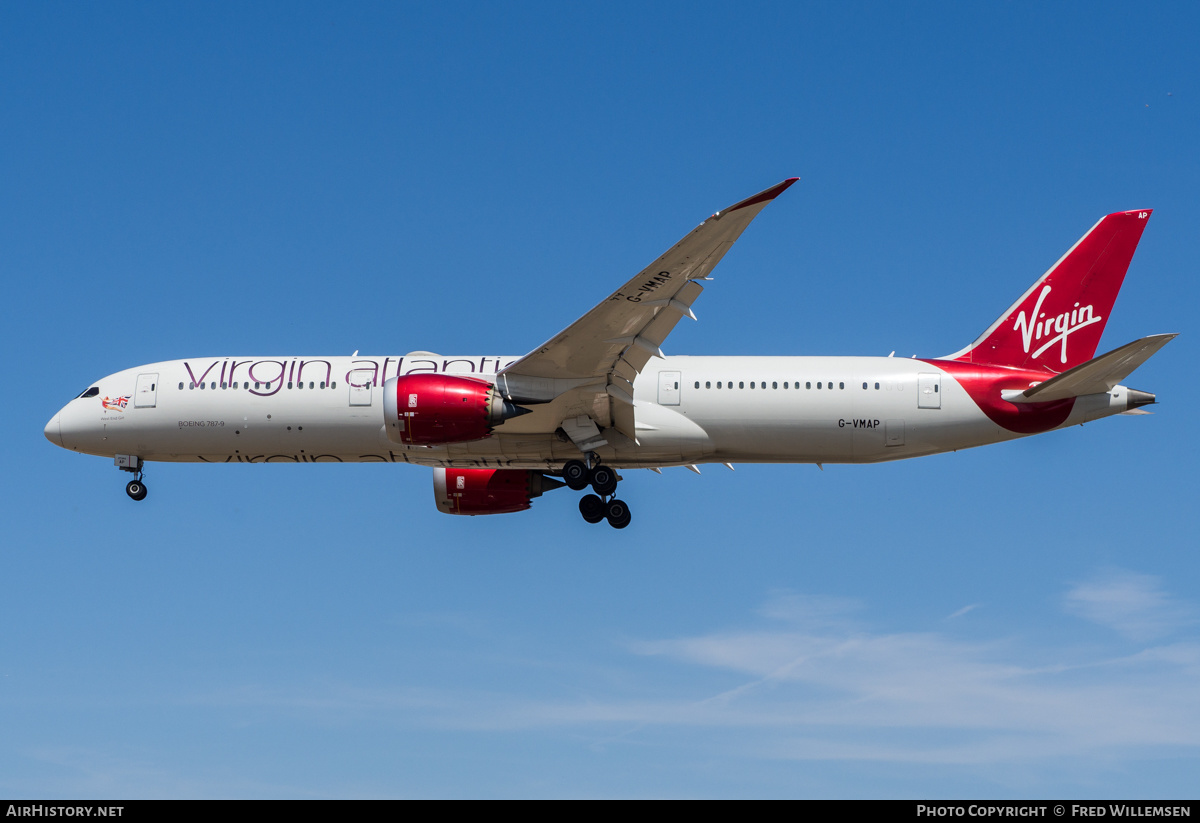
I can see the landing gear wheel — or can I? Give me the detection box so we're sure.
[604,498,631,529]
[126,479,148,501]
[579,494,605,524]
[590,466,618,497]
[563,459,591,491]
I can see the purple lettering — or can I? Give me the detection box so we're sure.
[183,360,221,387]
[228,360,249,384]
[443,358,476,373]
[248,360,286,395]
[347,359,379,387]
[298,359,332,385]
[405,359,438,375]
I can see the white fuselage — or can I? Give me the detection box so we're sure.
[45,353,1132,470]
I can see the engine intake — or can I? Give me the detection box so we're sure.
[383,374,529,445]
[433,468,565,515]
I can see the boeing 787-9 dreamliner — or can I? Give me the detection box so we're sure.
[45,179,1174,528]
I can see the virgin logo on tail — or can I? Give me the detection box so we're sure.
[1013,285,1103,365]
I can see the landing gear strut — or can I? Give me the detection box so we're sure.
[563,458,630,529]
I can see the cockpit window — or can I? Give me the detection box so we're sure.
[78,387,100,399]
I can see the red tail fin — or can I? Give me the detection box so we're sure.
[950,210,1152,373]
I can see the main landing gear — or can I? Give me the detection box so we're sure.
[564,458,631,529]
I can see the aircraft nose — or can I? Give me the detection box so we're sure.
[44,411,64,448]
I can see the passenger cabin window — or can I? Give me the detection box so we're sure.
[178,382,184,390]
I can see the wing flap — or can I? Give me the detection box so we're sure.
[611,400,637,442]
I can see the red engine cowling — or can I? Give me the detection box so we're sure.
[433,468,564,515]
[383,374,529,445]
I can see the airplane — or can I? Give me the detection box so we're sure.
[44,179,1174,529]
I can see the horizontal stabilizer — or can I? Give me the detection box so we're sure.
[1008,333,1176,403]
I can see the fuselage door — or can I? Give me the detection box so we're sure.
[658,371,681,406]
[349,379,372,407]
[918,373,941,409]
[134,373,158,408]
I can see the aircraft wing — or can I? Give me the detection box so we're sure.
[496,178,797,443]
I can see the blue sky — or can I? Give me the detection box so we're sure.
[3,2,1198,798]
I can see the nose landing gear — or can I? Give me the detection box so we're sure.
[116,454,148,501]
[563,458,631,529]
[125,477,148,501]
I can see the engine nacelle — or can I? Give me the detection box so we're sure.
[433,468,564,515]
[383,374,529,445]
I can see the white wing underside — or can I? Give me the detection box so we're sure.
[496,178,798,445]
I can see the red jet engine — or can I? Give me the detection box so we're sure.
[432,468,565,515]
[383,374,530,445]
